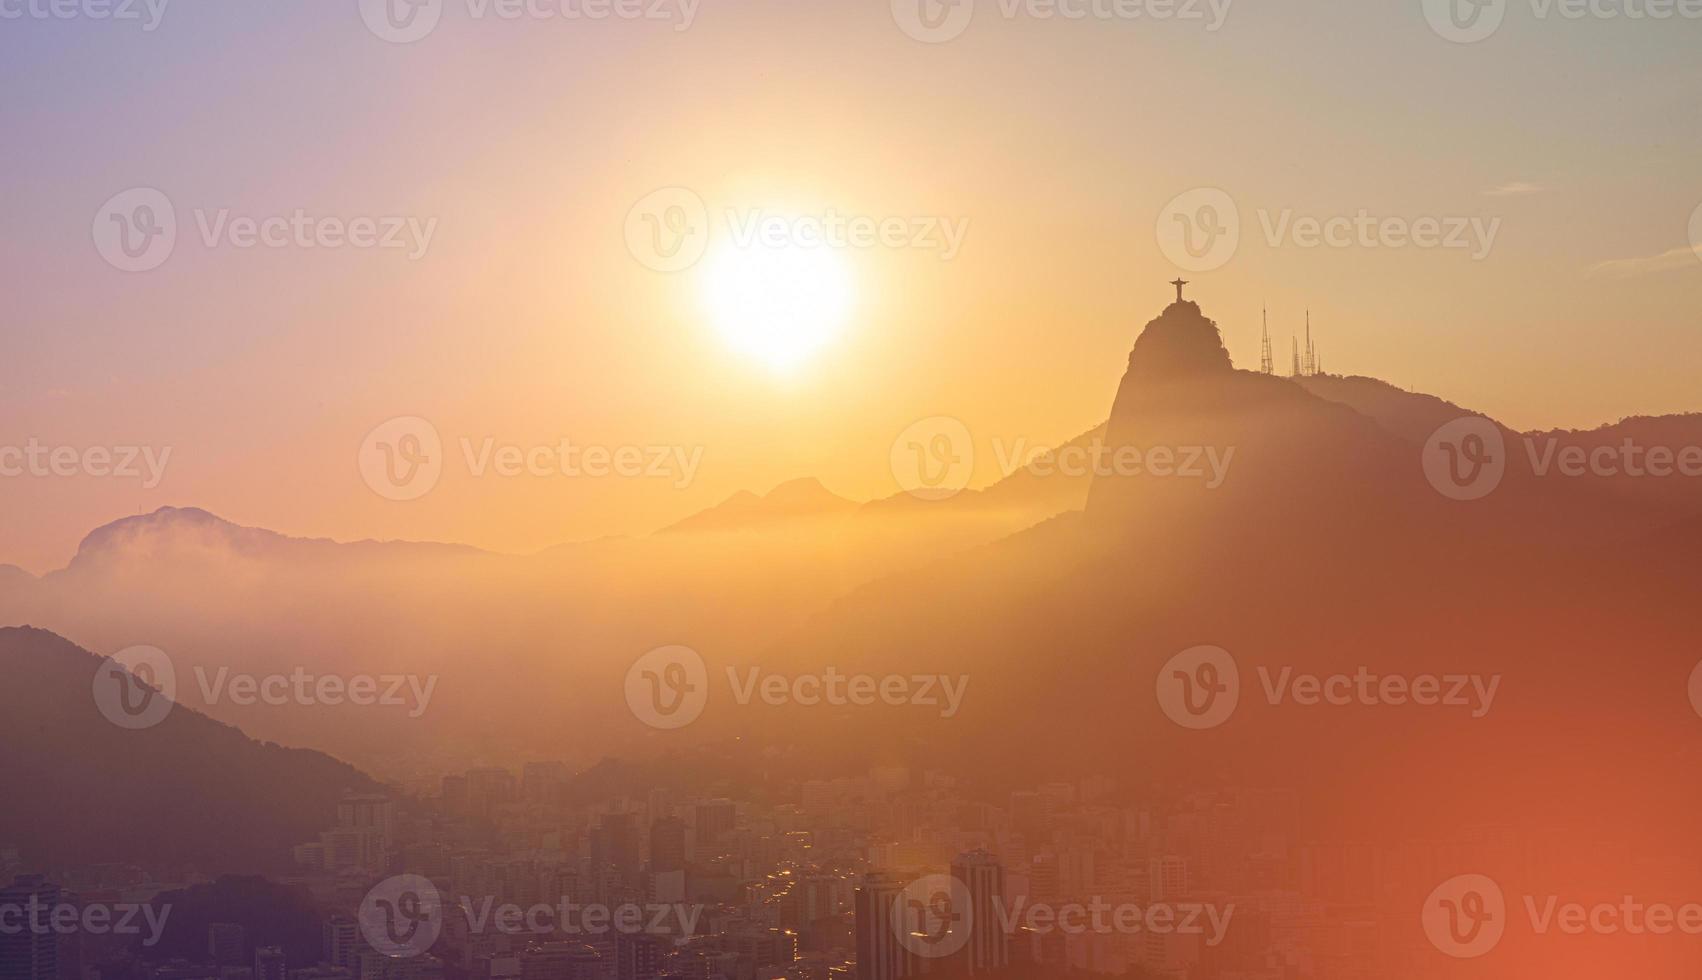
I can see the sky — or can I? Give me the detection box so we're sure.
[1,0,1699,573]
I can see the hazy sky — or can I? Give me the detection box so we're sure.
[2,0,1699,572]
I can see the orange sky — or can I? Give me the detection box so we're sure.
[2,0,1700,573]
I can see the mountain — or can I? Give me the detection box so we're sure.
[679,297,1702,865]
[67,506,483,572]
[661,478,860,533]
[0,626,380,872]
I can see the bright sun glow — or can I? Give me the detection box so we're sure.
[699,242,854,372]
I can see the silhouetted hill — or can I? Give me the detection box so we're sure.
[66,506,482,574]
[662,478,859,533]
[0,627,381,872]
[683,296,1702,873]
[143,876,325,966]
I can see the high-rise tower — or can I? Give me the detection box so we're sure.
[1259,306,1274,375]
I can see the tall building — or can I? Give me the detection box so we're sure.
[1148,856,1190,902]
[852,874,914,980]
[518,943,603,980]
[591,813,640,881]
[520,762,571,803]
[692,800,736,853]
[647,817,687,875]
[0,877,61,980]
[253,947,286,980]
[950,852,1008,975]
[614,934,667,980]
[323,916,359,973]
[209,924,248,967]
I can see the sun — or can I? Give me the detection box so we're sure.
[698,241,854,372]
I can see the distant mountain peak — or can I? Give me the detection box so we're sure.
[72,506,270,562]
[1127,299,1234,379]
[763,476,844,503]
[662,477,858,534]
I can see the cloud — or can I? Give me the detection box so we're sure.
[1483,181,1544,198]
[1586,246,1700,280]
